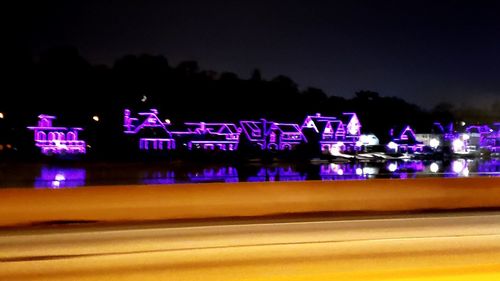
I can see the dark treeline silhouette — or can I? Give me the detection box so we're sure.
[1,46,498,159]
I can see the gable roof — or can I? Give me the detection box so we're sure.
[301,114,337,133]
[239,120,264,141]
[392,125,423,145]
[342,112,361,136]
[183,122,241,135]
[133,111,172,137]
[274,123,301,133]
[328,120,345,134]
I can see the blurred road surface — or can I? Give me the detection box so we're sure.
[1,212,500,281]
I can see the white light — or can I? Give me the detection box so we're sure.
[388,162,398,172]
[462,167,469,177]
[329,163,338,171]
[337,169,344,176]
[462,134,470,140]
[93,115,100,122]
[363,167,378,175]
[55,174,66,181]
[387,141,398,150]
[461,121,466,126]
[429,138,440,149]
[452,160,465,174]
[51,181,60,188]
[430,162,439,173]
[360,134,379,146]
[356,168,363,176]
[348,126,358,135]
[330,146,340,155]
[164,119,171,125]
[329,143,344,155]
[452,139,464,152]
[355,141,363,147]
[141,95,147,102]
[0,112,4,119]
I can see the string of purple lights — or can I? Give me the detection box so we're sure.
[27,109,499,156]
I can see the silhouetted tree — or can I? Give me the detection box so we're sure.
[250,68,262,81]
[5,46,486,161]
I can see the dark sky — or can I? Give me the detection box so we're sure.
[27,0,500,109]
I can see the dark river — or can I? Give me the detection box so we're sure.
[1,158,499,188]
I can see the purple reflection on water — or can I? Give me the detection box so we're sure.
[25,159,499,188]
[320,163,368,180]
[247,166,306,182]
[478,159,500,174]
[384,160,427,179]
[35,167,86,188]
[142,171,175,185]
[448,159,470,177]
[187,167,238,183]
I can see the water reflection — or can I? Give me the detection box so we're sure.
[188,167,239,183]
[248,167,306,182]
[383,160,426,179]
[141,171,175,185]
[478,159,500,173]
[451,159,469,177]
[35,167,86,188]
[14,158,500,188]
[320,163,374,180]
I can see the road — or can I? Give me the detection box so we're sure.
[1,212,500,281]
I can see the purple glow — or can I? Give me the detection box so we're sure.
[320,163,371,180]
[384,160,426,179]
[465,124,500,152]
[27,115,86,155]
[240,120,265,148]
[389,125,424,153]
[344,113,361,137]
[301,113,362,153]
[123,109,176,151]
[240,119,306,151]
[248,166,306,182]
[35,167,86,188]
[432,122,456,142]
[478,159,500,174]
[187,167,238,182]
[301,113,338,133]
[142,171,176,185]
[179,122,241,151]
[429,121,499,153]
[122,109,368,153]
[400,126,414,141]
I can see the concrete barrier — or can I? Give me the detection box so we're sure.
[0,177,499,227]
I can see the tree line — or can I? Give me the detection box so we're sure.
[1,46,498,158]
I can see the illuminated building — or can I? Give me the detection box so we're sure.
[240,119,306,151]
[123,109,176,151]
[174,122,241,151]
[27,114,86,155]
[388,126,424,153]
[301,112,362,153]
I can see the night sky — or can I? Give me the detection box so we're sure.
[28,0,500,109]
